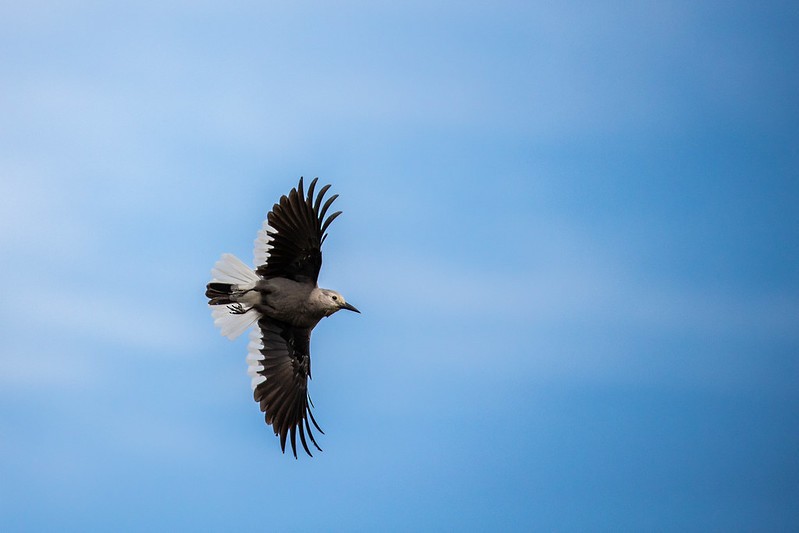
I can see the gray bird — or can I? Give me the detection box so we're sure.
[206,177,359,457]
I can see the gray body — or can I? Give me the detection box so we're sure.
[253,279,333,329]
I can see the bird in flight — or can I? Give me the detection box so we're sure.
[206,177,359,457]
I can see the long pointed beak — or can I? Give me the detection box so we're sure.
[341,302,360,313]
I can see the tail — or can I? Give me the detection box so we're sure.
[207,254,261,340]
[206,282,236,305]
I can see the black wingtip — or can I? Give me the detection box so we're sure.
[307,177,319,204]
[314,184,333,218]
[319,194,339,224]
[320,210,342,234]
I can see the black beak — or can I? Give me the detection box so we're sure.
[341,302,360,313]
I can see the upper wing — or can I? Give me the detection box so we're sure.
[254,177,342,284]
[247,317,323,457]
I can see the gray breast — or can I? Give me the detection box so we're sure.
[256,278,323,328]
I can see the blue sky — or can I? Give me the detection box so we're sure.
[1,1,798,531]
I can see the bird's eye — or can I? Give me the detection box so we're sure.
[332,296,338,301]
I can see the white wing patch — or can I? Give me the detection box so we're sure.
[253,221,276,268]
[247,328,266,390]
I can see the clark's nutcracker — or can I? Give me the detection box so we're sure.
[206,177,359,457]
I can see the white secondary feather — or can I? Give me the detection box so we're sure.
[251,373,267,389]
[246,328,264,361]
[211,306,259,340]
[211,253,259,285]
[253,221,276,268]
[247,328,266,389]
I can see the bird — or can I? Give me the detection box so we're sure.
[205,177,359,457]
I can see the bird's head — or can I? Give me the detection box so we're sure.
[319,289,360,316]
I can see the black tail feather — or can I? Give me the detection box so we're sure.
[206,282,235,305]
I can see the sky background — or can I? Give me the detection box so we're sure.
[1,1,798,531]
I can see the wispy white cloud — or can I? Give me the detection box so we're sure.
[0,1,723,160]
[0,345,97,390]
[0,162,93,260]
[0,285,204,357]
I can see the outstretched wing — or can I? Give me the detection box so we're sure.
[254,177,342,284]
[247,317,323,457]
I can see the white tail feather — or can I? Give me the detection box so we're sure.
[211,253,259,285]
[211,306,259,340]
[208,253,261,340]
